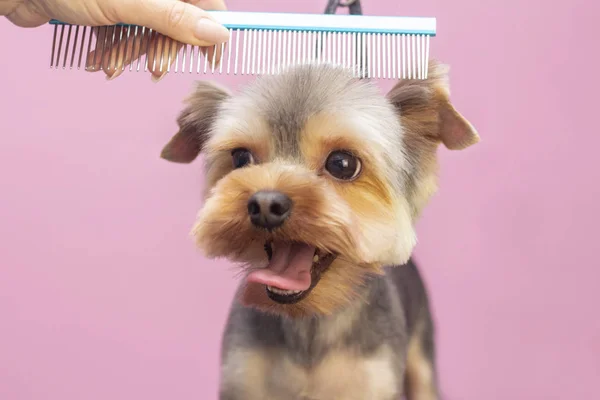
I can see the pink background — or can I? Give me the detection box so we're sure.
[1,0,598,399]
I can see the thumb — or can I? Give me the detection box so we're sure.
[111,0,230,47]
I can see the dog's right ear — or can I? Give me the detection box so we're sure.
[161,81,231,163]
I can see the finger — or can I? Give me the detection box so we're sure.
[146,33,183,81]
[111,0,230,48]
[5,3,49,27]
[87,26,151,75]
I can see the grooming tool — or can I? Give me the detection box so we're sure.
[48,10,436,79]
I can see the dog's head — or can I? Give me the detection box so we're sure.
[161,61,479,318]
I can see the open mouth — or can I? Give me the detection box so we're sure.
[246,241,336,304]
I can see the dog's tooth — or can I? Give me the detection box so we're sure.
[313,254,319,262]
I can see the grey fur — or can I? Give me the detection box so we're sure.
[220,260,436,399]
[213,64,412,193]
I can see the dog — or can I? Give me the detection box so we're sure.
[160,60,479,400]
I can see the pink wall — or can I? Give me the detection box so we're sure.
[1,0,598,399]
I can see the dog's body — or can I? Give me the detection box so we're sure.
[220,260,436,400]
[161,62,478,400]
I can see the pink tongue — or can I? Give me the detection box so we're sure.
[246,242,315,291]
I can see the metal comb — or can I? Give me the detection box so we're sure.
[49,11,436,79]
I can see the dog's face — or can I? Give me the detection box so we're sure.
[161,61,478,318]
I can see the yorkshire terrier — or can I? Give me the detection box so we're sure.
[160,60,479,400]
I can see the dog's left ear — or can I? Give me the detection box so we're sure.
[161,81,231,163]
[386,60,480,150]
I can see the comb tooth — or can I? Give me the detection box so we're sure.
[228,30,234,74]
[331,32,335,66]
[308,31,313,64]
[50,24,57,68]
[247,29,254,75]
[98,27,107,71]
[365,33,370,78]
[256,29,263,74]
[313,31,317,64]
[282,30,288,70]
[167,38,174,73]
[304,31,308,65]
[211,44,217,74]
[219,43,225,74]
[331,32,335,65]
[262,29,268,74]
[291,30,297,68]
[359,33,367,78]
[349,32,354,76]
[422,35,427,79]
[268,30,274,74]
[392,34,396,79]
[276,30,282,73]
[351,32,356,75]
[406,33,411,79]
[241,29,248,75]
[309,31,315,64]
[374,33,378,78]
[69,25,79,69]
[189,44,194,74]
[377,33,381,79]
[401,34,406,79]
[203,44,209,74]
[175,39,180,73]
[234,29,240,75]
[117,26,124,72]
[106,26,115,72]
[385,34,390,79]
[290,30,296,69]
[416,34,421,79]
[316,31,321,65]
[325,32,330,64]
[252,29,259,75]
[134,27,143,72]
[341,33,346,68]
[337,32,341,66]
[180,43,188,74]
[425,35,430,78]
[420,35,425,79]
[410,34,415,79]
[85,27,96,71]
[235,29,248,75]
[158,35,165,73]
[190,45,196,74]
[135,27,144,72]
[148,30,156,72]
[372,33,376,78]
[78,26,87,70]
[55,25,65,68]
[196,45,202,74]
[153,32,161,73]
[366,33,370,78]
[144,29,152,72]
[108,26,116,72]
[122,26,131,72]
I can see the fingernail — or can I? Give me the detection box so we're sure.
[194,18,230,44]
[151,72,168,83]
[106,69,122,81]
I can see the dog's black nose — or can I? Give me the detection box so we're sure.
[247,190,292,229]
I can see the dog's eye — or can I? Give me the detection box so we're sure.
[325,150,362,181]
[231,148,254,169]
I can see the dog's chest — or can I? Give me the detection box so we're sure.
[224,346,399,400]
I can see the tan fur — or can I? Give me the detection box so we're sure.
[222,345,399,400]
[404,321,438,400]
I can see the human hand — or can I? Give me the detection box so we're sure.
[1,0,230,80]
